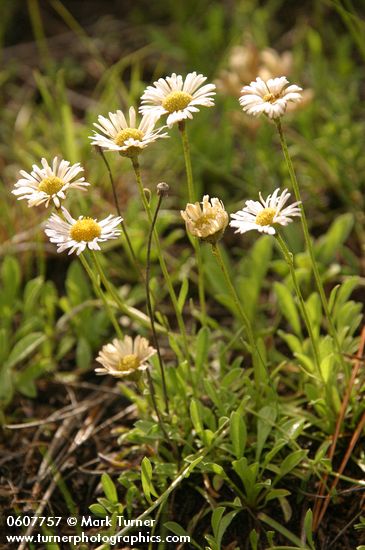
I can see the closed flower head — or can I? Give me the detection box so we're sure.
[95,335,156,378]
[140,72,216,127]
[239,76,302,119]
[45,206,122,255]
[89,107,168,156]
[12,157,89,208]
[181,195,228,244]
[230,188,301,235]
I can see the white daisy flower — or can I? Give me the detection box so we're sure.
[181,195,228,244]
[45,206,122,255]
[89,107,168,156]
[95,335,156,378]
[230,188,301,236]
[140,71,216,127]
[12,157,90,208]
[239,76,302,119]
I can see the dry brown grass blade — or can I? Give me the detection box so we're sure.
[315,409,365,531]
[313,325,365,531]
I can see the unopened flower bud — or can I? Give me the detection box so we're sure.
[157,182,169,197]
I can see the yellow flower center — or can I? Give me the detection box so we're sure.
[70,218,101,242]
[256,207,277,226]
[263,92,279,103]
[114,128,144,147]
[162,91,193,113]
[38,176,64,195]
[194,213,216,229]
[117,353,140,372]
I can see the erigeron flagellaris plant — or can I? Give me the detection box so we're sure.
[11,70,362,547]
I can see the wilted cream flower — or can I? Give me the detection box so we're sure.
[181,195,228,244]
[45,206,122,255]
[239,76,302,119]
[89,107,168,156]
[12,157,89,208]
[230,188,301,236]
[95,336,156,377]
[140,72,216,127]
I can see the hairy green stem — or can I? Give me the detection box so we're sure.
[145,368,171,445]
[275,119,347,374]
[85,255,169,442]
[88,250,163,333]
[79,253,123,339]
[179,121,207,325]
[275,233,322,376]
[131,157,191,365]
[146,192,169,414]
[97,147,139,267]
[211,242,267,390]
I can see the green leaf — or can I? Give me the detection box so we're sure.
[278,331,303,354]
[316,213,354,264]
[164,522,195,547]
[256,405,277,460]
[304,509,315,549]
[101,473,118,504]
[211,506,239,549]
[6,332,46,369]
[305,293,322,332]
[258,513,304,547]
[177,278,189,313]
[66,261,91,306]
[295,352,315,374]
[211,507,225,539]
[320,354,335,382]
[76,337,92,370]
[89,503,108,518]
[184,456,204,476]
[332,277,359,314]
[0,364,13,406]
[278,450,307,478]
[249,529,259,550]
[190,399,204,434]
[230,411,247,459]
[328,284,340,313]
[195,327,210,373]
[237,236,273,321]
[0,328,10,365]
[141,457,158,504]
[16,360,50,398]
[23,277,45,317]
[265,489,291,503]
[274,282,301,336]
[1,256,21,305]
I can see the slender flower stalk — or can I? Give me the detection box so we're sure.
[131,157,191,364]
[275,233,321,376]
[78,252,123,340]
[87,249,165,333]
[145,368,171,443]
[95,146,149,282]
[145,184,170,414]
[210,242,267,390]
[178,122,195,202]
[178,121,207,324]
[275,119,347,375]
